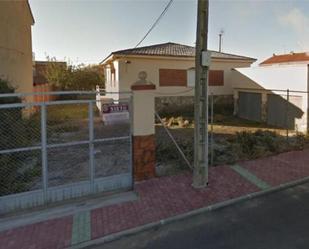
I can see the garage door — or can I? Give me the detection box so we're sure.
[267,94,303,129]
[238,92,262,122]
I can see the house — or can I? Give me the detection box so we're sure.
[260,52,309,66]
[0,0,34,100]
[233,53,309,132]
[100,42,257,113]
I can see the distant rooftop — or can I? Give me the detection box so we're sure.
[102,42,256,63]
[260,52,309,65]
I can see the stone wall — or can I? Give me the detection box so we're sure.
[133,134,156,181]
[155,96,194,115]
[155,95,234,116]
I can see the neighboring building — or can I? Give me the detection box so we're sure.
[234,61,309,132]
[260,52,309,66]
[0,0,34,96]
[100,42,257,113]
[32,61,67,102]
[33,61,67,86]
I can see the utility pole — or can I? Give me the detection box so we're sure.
[193,0,209,188]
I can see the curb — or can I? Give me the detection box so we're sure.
[67,175,309,249]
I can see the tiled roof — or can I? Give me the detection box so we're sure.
[260,52,309,65]
[105,42,256,62]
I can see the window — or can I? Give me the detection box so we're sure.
[209,70,224,86]
[159,69,187,87]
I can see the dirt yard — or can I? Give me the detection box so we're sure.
[155,114,308,176]
[12,104,132,191]
[45,104,131,187]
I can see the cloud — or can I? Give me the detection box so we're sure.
[278,8,309,51]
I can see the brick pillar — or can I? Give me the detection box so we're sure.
[131,84,156,181]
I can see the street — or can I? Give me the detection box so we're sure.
[96,181,309,249]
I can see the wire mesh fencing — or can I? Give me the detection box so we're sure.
[0,91,132,213]
[155,88,309,174]
[0,105,42,196]
[210,89,309,166]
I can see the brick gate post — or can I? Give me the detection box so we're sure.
[131,76,156,181]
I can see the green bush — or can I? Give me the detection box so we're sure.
[44,57,105,91]
[156,127,309,174]
[233,130,287,159]
[156,137,193,169]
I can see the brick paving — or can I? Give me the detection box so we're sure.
[91,166,259,239]
[0,216,72,249]
[238,149,309,187]
[1,149,309,249]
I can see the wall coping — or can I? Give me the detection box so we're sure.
[131,84,156,91]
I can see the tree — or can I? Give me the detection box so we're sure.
[70,64,105,90]
[43,57,70,90]
[44,57,104,91]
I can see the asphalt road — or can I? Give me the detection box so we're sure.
[94,181,309,249]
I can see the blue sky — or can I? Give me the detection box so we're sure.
[29,0,309,65]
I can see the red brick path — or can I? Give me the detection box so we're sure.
[1,149,309,249]
[239,150,309,187]
[0,217,72,249]
[91,166,259,239]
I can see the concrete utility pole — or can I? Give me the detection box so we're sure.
[193,0,209,188]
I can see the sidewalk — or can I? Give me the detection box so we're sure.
[1,149,309,249]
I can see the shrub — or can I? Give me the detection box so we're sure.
[156,125,309,176]
[0,79,40,195]
[44,57,105,91]
[233,130,288,159]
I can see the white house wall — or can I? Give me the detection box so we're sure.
[113,56,254,97]
[235,65,309,132]
[235,65,308,116]
[236,66,308,92]
[118,57,194,97]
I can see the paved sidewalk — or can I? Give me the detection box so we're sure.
[1,149,309,249]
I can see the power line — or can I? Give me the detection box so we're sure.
[134,0,174,48]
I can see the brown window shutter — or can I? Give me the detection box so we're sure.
[209,70,224,86]
[159,69,187,87]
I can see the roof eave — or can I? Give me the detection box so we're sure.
[100,54,115,65]
[212,57,257,62]
[26,0,35,25]
[101,53,257,63]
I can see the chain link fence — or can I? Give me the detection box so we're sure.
[0,91,132,213]
[155,88,309,174]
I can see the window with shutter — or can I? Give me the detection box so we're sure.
[209,70,224,86]
[159,69,187,87]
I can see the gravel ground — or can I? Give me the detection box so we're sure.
[33,117,131,188]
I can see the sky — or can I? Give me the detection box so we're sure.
[29,0,309,65]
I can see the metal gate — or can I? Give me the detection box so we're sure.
[238,92,262,122]
[0,92,132,214]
